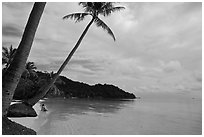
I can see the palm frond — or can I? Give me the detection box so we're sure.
[2,47,9,56]
[26,62,37,70]
[78,2,87,7]
[2,51,8,59]
[102,6,125,16]
[79,2,95,13]
[2,45,16,67]
[101,2,113,10]
[85,6,93,13]
[63,13,90,23]
[9,45,13,53]
[94,17,116,41]
[11,49,16,58]
[2,58,8,65]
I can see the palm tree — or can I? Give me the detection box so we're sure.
[26,2,125,106]
[22,62,38,79]
[2,2,46,117]
[2,45,16,69]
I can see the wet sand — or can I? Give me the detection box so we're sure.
[10,92,202,135]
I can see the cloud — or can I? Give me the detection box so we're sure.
[2,2,202,94]
[35,53,108,76]
[3,2,33,9]
[69,58,105,72]
[160,60,182,73]
[2,24,22,37]
[193,70,202,83]
[109,3,138,33]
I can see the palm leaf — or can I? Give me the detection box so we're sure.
[2,58,8,65]
[94,17,116,41]
[101,2,113,11]
[78,2,87,7]
[26,62,37,70]
[9,46,13,54]
[10,49,16,58]
[79,2,94,13]
[63,13,90,23]
[2,45,16,67]
[84,6,93,13]
[2,47,9,57]
[2,51,8,59]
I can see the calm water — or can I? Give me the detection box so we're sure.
[10,92,202,135]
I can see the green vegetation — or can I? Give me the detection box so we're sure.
[12,70,136,100]
[2,45,16,69]
[2,45,135,100]
[2,44,135,101]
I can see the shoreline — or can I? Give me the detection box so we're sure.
[2,117,36,135]
[3,101,42,135]
[4,93,201,135]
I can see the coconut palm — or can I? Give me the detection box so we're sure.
[2,2,46,117]
[22,62,38,79]
[26,2,125,106]
[2,45,16,69]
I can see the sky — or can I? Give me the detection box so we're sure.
[2,2,202,95]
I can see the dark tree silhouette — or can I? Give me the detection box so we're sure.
[2,2,46,117]
[22,62,38,79]
[2,45,16,69]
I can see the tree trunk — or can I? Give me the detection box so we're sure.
[2,2,46,117]
[26,17,95,106]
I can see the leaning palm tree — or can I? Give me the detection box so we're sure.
[2,45,16,69]
[26,2,125,106]
[2,2,46,117]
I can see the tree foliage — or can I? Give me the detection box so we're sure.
[63,2,125,41]
[2,45,16,69]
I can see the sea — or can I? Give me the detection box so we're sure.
[10,91,202,135]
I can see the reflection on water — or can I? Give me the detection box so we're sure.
[10,92,201,135]
[35,98,134,134]
[44,98,133,115]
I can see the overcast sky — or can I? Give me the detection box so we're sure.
[2,2,202,94]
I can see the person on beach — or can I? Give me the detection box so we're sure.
[41,104,47,112]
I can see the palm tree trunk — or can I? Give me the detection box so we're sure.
[26,17,95,106]
[2,2,46,117]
